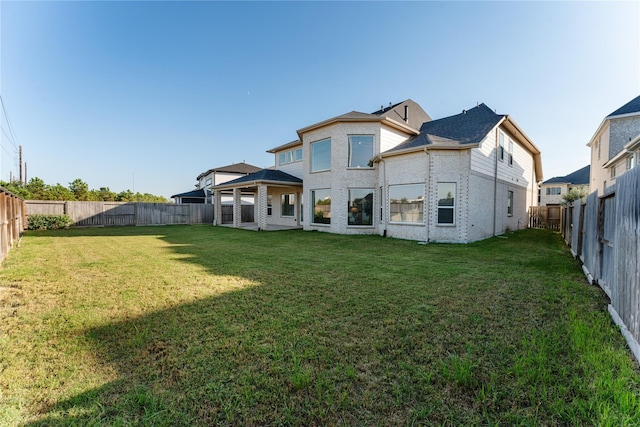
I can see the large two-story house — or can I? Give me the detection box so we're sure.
[213,100,542,243]
[588,95,640,194]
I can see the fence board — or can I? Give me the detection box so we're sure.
[574,167,640,363]
[0,187,26,264]
[25,201,215,227]
[612,167,640,342]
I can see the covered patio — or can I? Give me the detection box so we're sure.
[212,169,303,231]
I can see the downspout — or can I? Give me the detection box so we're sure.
[380,155,387,237]
[424,146,430,242]
[493,129,499,236]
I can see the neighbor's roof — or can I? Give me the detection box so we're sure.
[212,169,302,190]
[171,189,206,199]
[385,104,505,153]
[196,162,262,180]
[607,95,640,118]
[542,165,590,185]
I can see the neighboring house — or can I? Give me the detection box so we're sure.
[171,189,207,204]
[213,99,543,243]
[588,95,640,194]
[172,162,262,204]
[539,165,590,206]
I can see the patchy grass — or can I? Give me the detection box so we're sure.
[0,226,639,425]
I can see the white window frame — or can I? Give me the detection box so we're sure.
[507,191,514,216]
[279,148,303,166]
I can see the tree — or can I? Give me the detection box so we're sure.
[27,177,48,200]
[48,183,75,201]
[69,179,89,201]
[561,186,589,207]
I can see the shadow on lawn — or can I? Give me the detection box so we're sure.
[23,228,599,426]
[26,226,452,426]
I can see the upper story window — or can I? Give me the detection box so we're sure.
[310,138,331,172]
[348,135,374,168]
[279,148,303,166]
[205,178,212,187]
[499,131,505,161]
[508,141,514,166]
[626,156,633,171]
[545,187,561,195]
[597,137,601,160]
[611,165,617,179]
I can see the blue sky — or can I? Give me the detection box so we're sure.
[1,1,638,199]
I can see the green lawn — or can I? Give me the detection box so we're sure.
[1,226,639,426]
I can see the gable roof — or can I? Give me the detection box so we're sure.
[385,103,505,152]
[267,140,302,154]
[171,189,206,199]
[295,99,429,140]
[607,95,640,118]
[543,165,590,185]
[197,162,262,180]
[213,169,302,190]
[370,99,432,130]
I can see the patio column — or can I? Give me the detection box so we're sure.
[213,190,222,226]
[233,188,242,228]
[257,184,268,231]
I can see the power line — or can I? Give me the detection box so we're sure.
[0,95,18,149]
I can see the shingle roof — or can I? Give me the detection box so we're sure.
[197,162,262,180]
[543,165,590,185]
[608,95,640,117]
[171,189,206,199]
[386,103,505,153]
[370,99,432,130]
[214,169,302,188]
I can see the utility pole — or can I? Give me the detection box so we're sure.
[19,146,23,183]
[24,162,27,184]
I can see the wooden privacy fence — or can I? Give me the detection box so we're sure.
[563,166,640,362]
[529,205,564,231]
[0,187,26,264]
[26,201,214,227]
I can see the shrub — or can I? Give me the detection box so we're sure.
[27,214,73,230]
